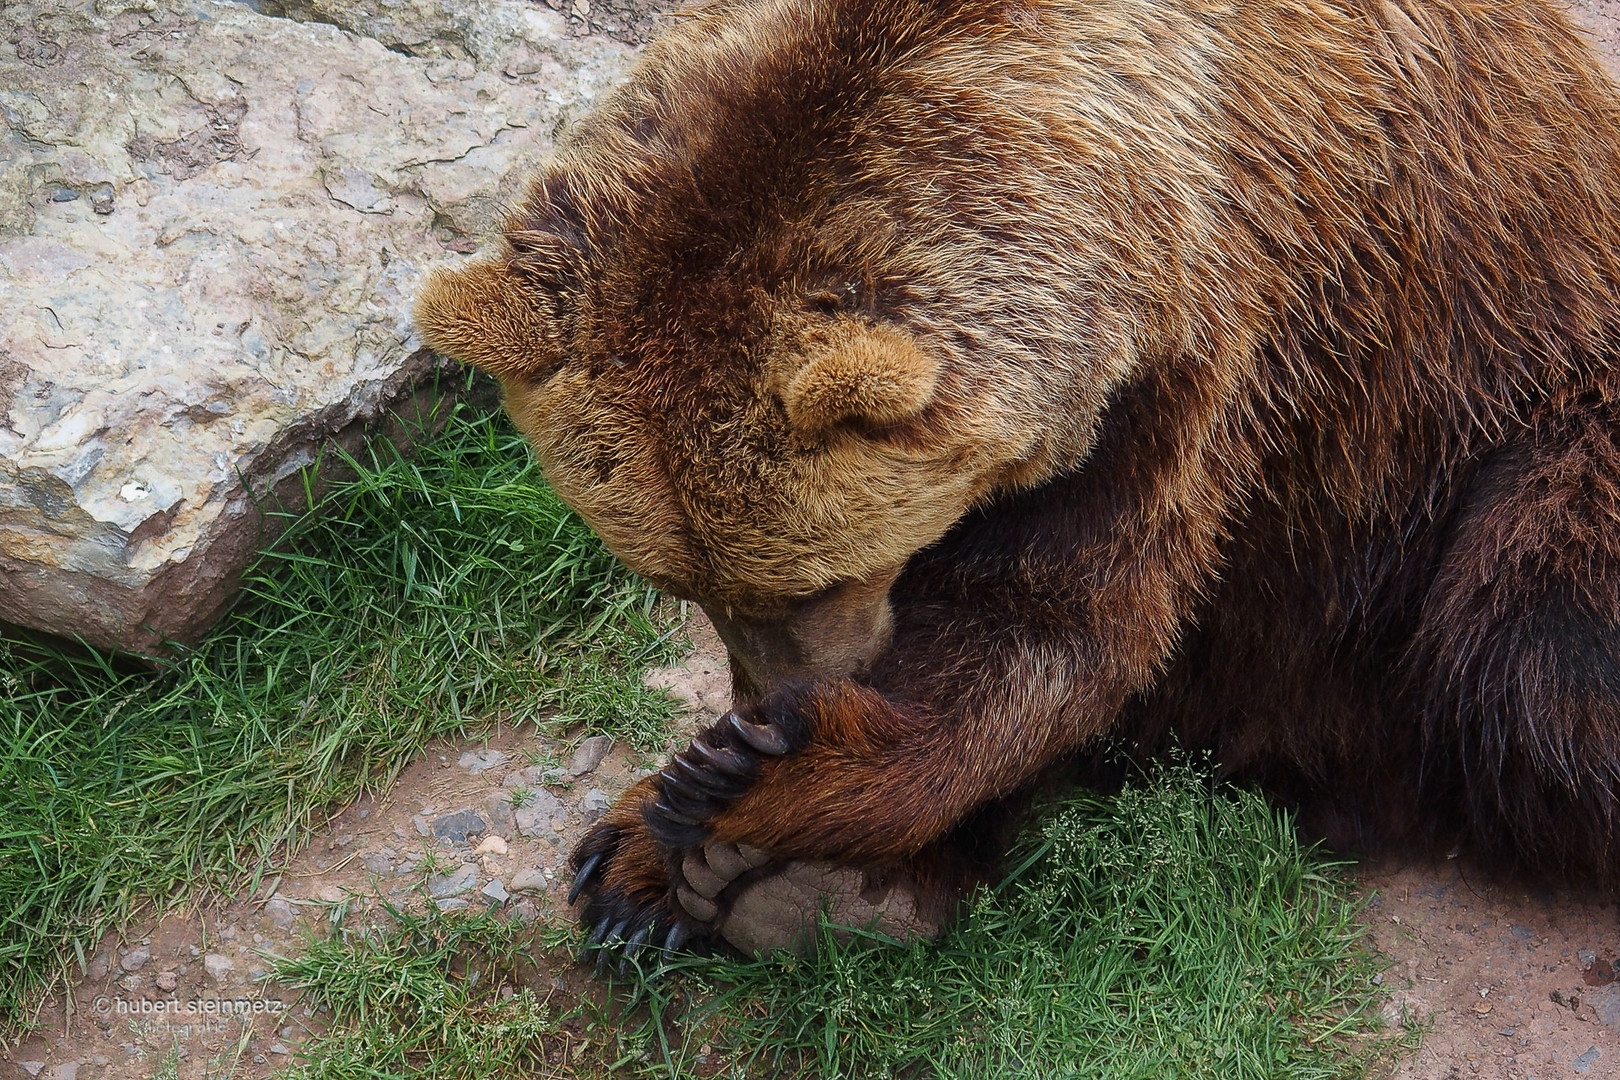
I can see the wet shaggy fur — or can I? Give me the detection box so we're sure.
[417,0,1620,950]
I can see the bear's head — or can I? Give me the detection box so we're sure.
[413,1,1172,694]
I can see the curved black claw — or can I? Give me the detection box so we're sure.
[594,919,631,975]
[669,753,752,799]
[688,739,757,778]
[651,799,701,827]
[658,767,712,805]
[618,925,653,975]
[569,852,605,905]
[654,777,719,819]
[728,711,792,756]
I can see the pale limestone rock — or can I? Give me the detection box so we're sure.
[0,0,639,651]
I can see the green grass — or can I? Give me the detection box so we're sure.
[0,395,682,1030]
[269,763,1411,1080]
[2,387,1412,1077]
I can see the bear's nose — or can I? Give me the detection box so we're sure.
[700,569,900,692]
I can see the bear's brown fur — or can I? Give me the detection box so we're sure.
[416,0,1620,956]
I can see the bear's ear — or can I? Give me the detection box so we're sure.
[783,321,940,435]
[413,259,559,380]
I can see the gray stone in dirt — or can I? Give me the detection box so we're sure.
[155,970,178,992]
[1574,1046,1601,1074]
[360,851,394,875]
[568,735,612,777]
[501,765,548,790]
[427,863,479,899]
[432,808,488,843]
[269,1044,289,1056]
[510,899,539,924]
[412,814,431,837]
[263,896,296,931]
[483,792,518,836]
[435,897,470,911]
[18,1062,44,1078]
[1509,924,1535,941]
[85,950,110,979]
[1591,983,1620,1032]
[481,879,510,904]
[0,0,638,654]
[514,789,567,837]
[203,953,234,984]
[42,1065,78,1080]
[580,788,612,825]
[459,749,509,774]
[118,945,149,973]
[510,868,549,894]
[1580,948,1599,966]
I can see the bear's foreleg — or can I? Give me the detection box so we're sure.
[570,528,1223,959]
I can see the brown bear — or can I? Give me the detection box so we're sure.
[415,0,1620,960]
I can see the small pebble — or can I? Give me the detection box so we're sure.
[432,808,488,844]
[568,735,612,777]
[263,897,296,931]
[119,946,150,973]
[581,788,612,824]
[204,953,234,984]
[459,749,509,774]
[427,864,479,899]
[155,970,178,992]
[510,868,550,894]
[481,879,510,904]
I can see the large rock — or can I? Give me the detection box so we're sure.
[0,0,644,653]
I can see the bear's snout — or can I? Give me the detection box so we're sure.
[701,568,902,694]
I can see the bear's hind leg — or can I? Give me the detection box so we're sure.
[1414,383,1620,884]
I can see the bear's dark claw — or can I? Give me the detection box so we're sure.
[689,739,756,778]
[569,852,604,905]
[663,921,690,953]
[618,925,653,974]
[658,767,711,804]
[651,799,701,827]
[595,919,631,974]
[670,752,751,798]
[656,774,718,819]
[728,711,792,755]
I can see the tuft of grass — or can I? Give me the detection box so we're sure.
[269,762,1413,1080]
[269,904,579,1080]
[0,396,681,1031]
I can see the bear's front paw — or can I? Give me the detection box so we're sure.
[643,709,797,847]
[566,793,705,974]
[568,709,800,971]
